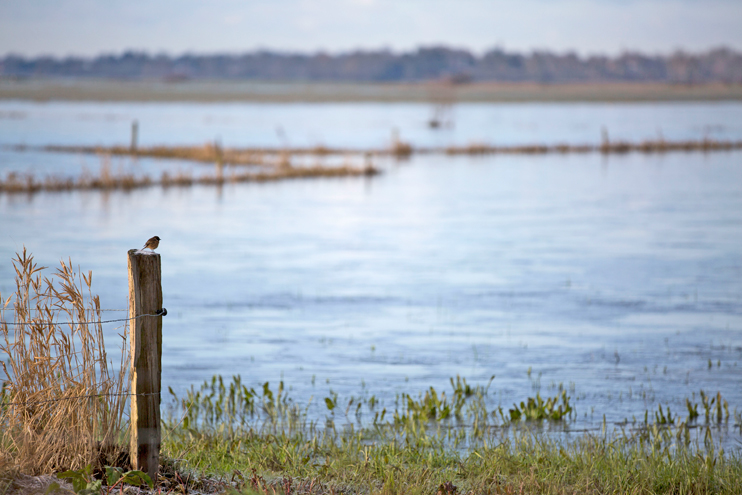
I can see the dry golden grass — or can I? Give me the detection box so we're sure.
[0,249,129,475]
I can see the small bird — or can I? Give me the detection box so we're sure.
[143,236,161,252]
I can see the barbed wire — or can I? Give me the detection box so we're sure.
[9,309,129,312]
[0,308,167,327]
[1,391,160,408]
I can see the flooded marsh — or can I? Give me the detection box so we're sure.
[1,100,741,453]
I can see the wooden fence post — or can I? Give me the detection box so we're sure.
[215,139,224,182]
[130,120,139,153]
[127,249,163,480]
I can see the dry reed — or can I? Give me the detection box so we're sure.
[0,249,129,475]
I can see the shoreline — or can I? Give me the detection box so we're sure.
[2,78,742,103]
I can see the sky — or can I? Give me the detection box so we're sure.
[1,0,741,58]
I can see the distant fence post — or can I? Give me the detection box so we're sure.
[215,139,223,182]
[131,120,139,153]
[127,249,163,480]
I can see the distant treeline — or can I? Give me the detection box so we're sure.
[2,46,742,83]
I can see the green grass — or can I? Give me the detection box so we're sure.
[163,428,742,494]
[159,376,742,494]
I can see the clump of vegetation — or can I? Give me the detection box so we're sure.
[0,249,130,475]
[51,464,153,495]
[507,391,573,422]
[167,375,307,435]
[0,158,148,193]
[389,140,413,157]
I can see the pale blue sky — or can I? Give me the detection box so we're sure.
[1,0,740,57]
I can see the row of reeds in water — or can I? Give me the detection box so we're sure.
[2,136,738,194]
[43,143,350,166]
[0,154,379,194]
[167,373,740,448]
[439,138,742,155]
[41,136,742,161]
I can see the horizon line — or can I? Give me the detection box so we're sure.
[3,44,741,61]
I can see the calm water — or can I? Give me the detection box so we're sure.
[1,101,741,445]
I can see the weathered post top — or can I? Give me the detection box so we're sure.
[127,249,162,481]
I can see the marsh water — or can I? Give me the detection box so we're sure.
[1,100,741,445]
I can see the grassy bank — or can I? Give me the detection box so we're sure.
[162,425,742,494]
[2,79,742,103]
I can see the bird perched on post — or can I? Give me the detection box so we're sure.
[142,236,161,253]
